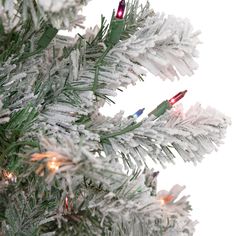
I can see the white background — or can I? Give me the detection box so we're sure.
[68,1,236,235]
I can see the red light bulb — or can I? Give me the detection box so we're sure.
[65,196,69,210]
[116,0,126,19]
[148,90,187,118]
[168,90,187,106]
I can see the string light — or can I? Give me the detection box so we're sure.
[64,195,77,212]
[116,0,126,19]
[47,157,60,172]
[107,0,126,45]
[31,151,66,174]
[2,170,17,183]
[134,108,145,118]
[129,108,145,119]
[65,195,69,210]
[160,194,174,205]
[148,90,187,118]
[169,90,187,106]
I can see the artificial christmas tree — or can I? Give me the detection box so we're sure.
[0,0,230,235]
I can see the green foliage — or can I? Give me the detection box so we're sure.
[0,104,38,170]
[89,16,109,47]
[0,0,207,235]
[121,0,153,40]
[0,16,59,64]
[3,192,42,236]
[0,19,36,63]
[1,176,59,236]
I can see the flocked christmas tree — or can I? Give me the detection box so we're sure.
[0,0,231,235]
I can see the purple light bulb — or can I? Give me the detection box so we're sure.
[116,0,126,19]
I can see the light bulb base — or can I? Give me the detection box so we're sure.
[107,15,125,45]
[148,100,172,118]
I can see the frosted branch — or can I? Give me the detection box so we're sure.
[84,174,196,235]
[0,0,91,30]
[30,135,125,189]
[92,104,230,168]
[0,1,230,234]
[110,13,201,80]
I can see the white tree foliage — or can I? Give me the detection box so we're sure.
[89,104,230,169]
[110,13,200,80]
[0,1,230,235]
[0,0,91,30]
[28,136,197,236]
